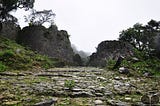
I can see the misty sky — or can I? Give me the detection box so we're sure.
[15,0,160,53]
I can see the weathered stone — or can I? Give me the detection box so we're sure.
[88,40,134,67]
[114,77,121,80]
[72,88,83,92]
[95,93,103,97]
[97,77,106,81]
[33,98,57,106]
[72,91,93,97]
[36,73,72,77]
[118,67,129,74]
[1,67,158,106]
[0,22,20,40]
[132,57,139,62]
[94,100,103,105]
[125,97,131,101]
[104,91,113,96]
[143,72,153,77]
[17,25,74,63]
[0,72,25,76]
[95,87,105,93]
[107,100,129,106]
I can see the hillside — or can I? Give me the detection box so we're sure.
[0,36,64,72]
[0,37,160,105]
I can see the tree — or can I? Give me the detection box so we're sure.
[0,0,35,22]
[24,9,55,26]
[147,19,160,30]
[119,20,160,56]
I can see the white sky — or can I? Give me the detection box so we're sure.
[14,0,160,53]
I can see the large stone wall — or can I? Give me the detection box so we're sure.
[88,40,134,67]
[17,25,74,63]
[0,22,20,40]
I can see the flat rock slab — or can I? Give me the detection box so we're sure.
[1,67,160,106]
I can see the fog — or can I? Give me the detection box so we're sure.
[71,44,90,59]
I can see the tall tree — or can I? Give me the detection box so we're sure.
[119,20,160,56]
[0,0,35,23]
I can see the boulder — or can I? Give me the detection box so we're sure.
[94,100,103,105]
[118,67,129,74]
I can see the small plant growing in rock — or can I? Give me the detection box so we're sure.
[64,80,75,90]
[106,59,116,70]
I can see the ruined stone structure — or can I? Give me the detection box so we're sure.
[0,22,20,40]
[88,40,134,67]
[17,25,74,63]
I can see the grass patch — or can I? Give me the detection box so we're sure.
[106,48,160,76]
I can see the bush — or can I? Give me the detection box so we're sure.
[0,62,7,72]
[0,50,15,58]
[64,80,75,90]
[106,59,116,70]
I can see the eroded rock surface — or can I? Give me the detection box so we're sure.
[88,40,134,67]
[17,25,74,63]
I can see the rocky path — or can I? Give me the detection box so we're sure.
[0,67,160,106]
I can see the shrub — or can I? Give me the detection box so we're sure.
[106,59,116,70]
[64,80,75,90]
[0,62,7,72]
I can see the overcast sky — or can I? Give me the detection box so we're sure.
[15,0,160,53]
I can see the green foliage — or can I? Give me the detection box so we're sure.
[106,59,116,70]
[0,50,14,58]
[35,55,56,69]
[120,57,160,76]
[0,62,7,72]
[119,20,160,57]
[106,48,160,76]
[64,80,75,90]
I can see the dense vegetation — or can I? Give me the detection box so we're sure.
[119,19,160,58]
[106,20,160,76]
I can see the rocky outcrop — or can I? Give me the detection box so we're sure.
[0,22,20,40]
[17,25,74,63]
[88,40,134,67]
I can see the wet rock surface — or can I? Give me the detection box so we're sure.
[0,67,160,105]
